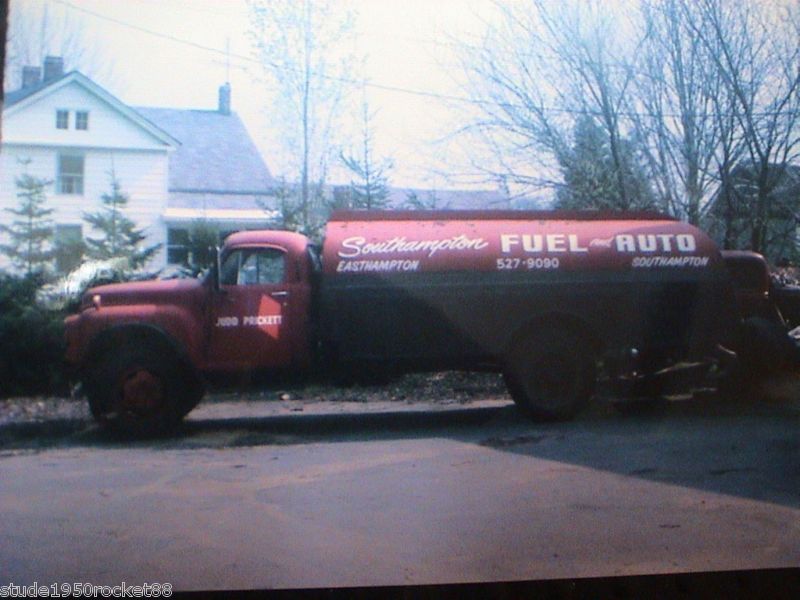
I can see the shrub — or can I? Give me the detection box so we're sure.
[37,257,133,312]
[0,273,67,397]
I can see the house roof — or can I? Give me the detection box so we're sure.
[4,71,72,107]
[163,191,276,223]
[3,71,179,148]
[135,107,275,194]
[384,187,513,210]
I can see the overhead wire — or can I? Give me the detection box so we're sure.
[50,0,798,121]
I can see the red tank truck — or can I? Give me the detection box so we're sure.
[63,210,798,432]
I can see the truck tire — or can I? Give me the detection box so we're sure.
[724,317,800,396]
[504,329,596,420]
[739,317,798,372]
[86,345,200,434]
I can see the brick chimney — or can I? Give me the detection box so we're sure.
[218,82,231,115]
[43,56,64,82]
[22,66,42,88]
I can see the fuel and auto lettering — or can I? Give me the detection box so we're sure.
[500,232,698,254]
[499,231,707,269]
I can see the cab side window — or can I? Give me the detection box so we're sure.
[220,248,286,286]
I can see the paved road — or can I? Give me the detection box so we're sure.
[1,396,799,591]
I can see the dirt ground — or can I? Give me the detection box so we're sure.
[3,368,799,430]
[0,371,511,426]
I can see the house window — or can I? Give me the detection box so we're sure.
[54,225,84,273]
[76,111,89,130]
[167,228,190,265]
[58,154,84,195]
[56,110,69,129]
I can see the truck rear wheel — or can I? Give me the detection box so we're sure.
[736,317,799,376]
[86,345,200,434]
[504,330,596,420]
[721,317,800,398]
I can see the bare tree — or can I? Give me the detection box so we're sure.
[4,0,113,92]
[461,0,650,208]
[248,0,355,235]
[691,0,800,254]
[631,0,727,224]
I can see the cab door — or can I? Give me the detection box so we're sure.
[206,246,293,371]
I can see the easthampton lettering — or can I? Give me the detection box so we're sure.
[336,259,420,273]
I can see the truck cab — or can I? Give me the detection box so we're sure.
[205,230,315,372]
[64,229,316,431]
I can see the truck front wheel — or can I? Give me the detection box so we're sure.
[504,330,596,420]
[86,345,199,434]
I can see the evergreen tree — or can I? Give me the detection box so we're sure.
[258,178,303,232]
[83,170,160,267]
[187,221,219,274]
[339,99,392,210]
[340,151,392,210]
[556,116,657,212]
[403,190,448,210]
[0,171,54,276]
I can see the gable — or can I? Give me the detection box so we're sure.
[137,108,274,192]
[3,75,176,151]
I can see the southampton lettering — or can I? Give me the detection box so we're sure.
[632,256,710,268]
[338,235,488,259]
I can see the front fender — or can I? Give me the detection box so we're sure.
[67,305,204,370]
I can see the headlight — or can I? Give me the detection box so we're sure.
[80,294,101,311]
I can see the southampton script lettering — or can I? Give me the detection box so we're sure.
[338,235,489,259]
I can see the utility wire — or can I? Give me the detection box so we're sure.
[51,0,797,120]
[51,0,479,102]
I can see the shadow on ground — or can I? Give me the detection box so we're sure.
[1,389,799,512]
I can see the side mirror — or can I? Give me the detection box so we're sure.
[213,246,223,293]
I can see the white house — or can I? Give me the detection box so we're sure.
[1,57,521,275]
[0,57,277,273]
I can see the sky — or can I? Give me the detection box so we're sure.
[6,0,499,190]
